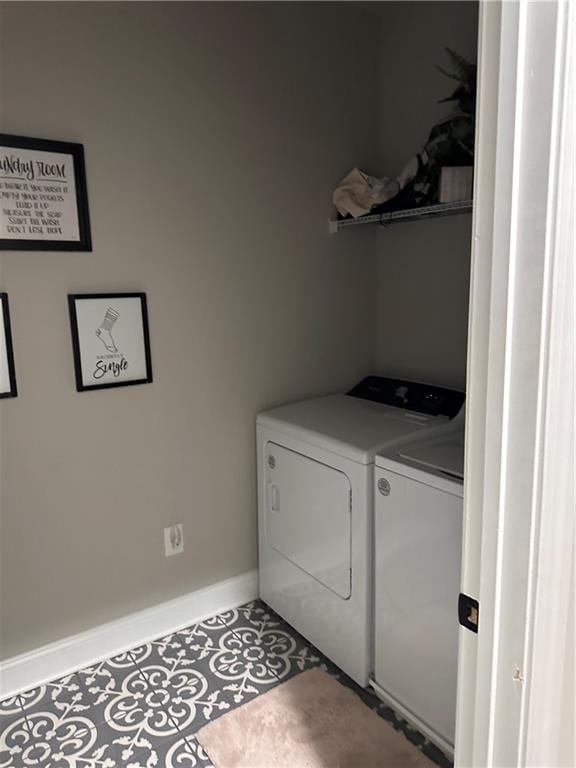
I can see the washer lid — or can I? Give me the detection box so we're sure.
[376,431,465,484]
[399,436,465,480]
[257,394,458,465]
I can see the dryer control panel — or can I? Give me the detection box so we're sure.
[347,376,464,419]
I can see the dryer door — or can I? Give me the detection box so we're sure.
[266,442,352,599]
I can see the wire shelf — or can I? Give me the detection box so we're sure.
[329,200,473,234]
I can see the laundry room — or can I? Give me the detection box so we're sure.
[4,2,570,768]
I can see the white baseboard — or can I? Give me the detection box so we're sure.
[0,570,258,699]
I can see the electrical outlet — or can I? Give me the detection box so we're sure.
[164,524,184,557]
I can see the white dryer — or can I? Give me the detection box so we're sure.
[372,429,465,753]
[257,376,464,687]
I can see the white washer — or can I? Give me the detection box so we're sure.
[257,376,464,687]
[372,429,465,753]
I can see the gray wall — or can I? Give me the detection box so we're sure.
[375,1,478,389]
[0,2,379,659]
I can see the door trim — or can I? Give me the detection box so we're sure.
[456,2,575,766]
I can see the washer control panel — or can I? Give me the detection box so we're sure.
[347,376,464,419]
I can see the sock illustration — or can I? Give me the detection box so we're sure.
[95,307,119,352]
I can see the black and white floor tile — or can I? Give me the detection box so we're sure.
[0,600,452,768]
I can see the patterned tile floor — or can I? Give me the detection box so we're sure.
[0,600,452,768]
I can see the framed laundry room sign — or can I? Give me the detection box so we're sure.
[68,293,153,392]
[0,134,91,251]
[0,293,17,398]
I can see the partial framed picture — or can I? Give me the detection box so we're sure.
[68,293,153,392]
[0,293,17,398]
[0,134,91,251]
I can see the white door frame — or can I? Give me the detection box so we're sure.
[456,1,575,766]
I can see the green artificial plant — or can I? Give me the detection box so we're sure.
[411,48,477,205]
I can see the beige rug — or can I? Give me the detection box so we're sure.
[196,668,435,768]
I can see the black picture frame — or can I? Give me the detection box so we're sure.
[0,293,17,398]
[68,293,153,392]
[0,133,92,251]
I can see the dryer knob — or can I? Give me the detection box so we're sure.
[377,477,391,496]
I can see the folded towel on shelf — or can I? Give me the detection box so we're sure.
[332,167,399,218]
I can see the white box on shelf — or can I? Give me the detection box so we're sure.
[439,167,473,203]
